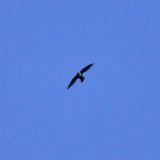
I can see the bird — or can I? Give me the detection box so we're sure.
[67,63,94,89]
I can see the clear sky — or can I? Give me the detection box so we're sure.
[0,0,159,159]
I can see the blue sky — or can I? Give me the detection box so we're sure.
[0,0,159,159]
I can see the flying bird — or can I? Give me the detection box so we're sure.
[67,63,94,89]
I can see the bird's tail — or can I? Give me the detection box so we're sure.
[80,76,85,82]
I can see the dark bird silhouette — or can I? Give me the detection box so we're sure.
[67,63,94,89]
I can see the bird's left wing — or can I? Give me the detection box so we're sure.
[67,74,78,89]
[80,63,94,74]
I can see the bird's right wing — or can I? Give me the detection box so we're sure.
[67,75,78,89]
[80,63,94,74]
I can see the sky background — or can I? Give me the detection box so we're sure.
[0,0,159,159]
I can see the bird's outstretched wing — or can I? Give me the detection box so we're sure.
[80,63,94,74]
[67,75,79,89]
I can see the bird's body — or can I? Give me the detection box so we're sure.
[67,63,94,89]
[77,72,85,82]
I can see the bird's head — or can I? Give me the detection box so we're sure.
[77,72,81,76]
